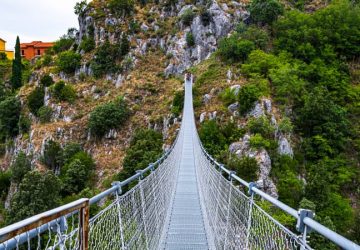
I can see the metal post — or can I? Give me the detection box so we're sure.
[245,182,257,249]
[112,182,126,249]
[296,209,314,250]
[223,171,235,249]
[137,171,149,250]
[79,200,89,250]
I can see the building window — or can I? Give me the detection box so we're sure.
[37,49,41,55]
[21,50,24,56]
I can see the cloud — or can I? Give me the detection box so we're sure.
[0,0,79,49]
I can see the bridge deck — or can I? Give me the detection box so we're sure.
[163,80,209,249]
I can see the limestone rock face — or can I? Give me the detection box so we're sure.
[278,135,294,157]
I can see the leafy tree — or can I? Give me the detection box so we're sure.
[171,90,184,116]
[9,171,61,223]
[0,96,21,140]
[88,97,130,137]
[0,170,11,199]
[79,36,95,53]
[74,0,88,16]
[248,116,274,139]
[249,134,271,149]
[11,36,22,89]
[108,0,134,17]
[56,51,81,74]
[249,0,284,25]
[40,74,54,87]
[199,120,226,157]
[61,159,90,195]
[27,87,45,115]
[227,156,258,182]
[238,83,261,115]
[11,152,31,184]
[91,40,121,78]
[63,143,83,164]
[119,129,163,181]
[18,114,31,134]
[51,81,76,102]
[240,26,270,50]
[43,140,63,172]
[218,35,255,63]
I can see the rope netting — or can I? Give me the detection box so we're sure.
[193,133,308,250]
[88,130,183,250]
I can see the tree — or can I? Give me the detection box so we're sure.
[61,159,89,195]
[9,171,61,223]
[108,0,134,17]
[88,97,130,137]
[0,96,21,140]
[10,36,22,89]
[249,0,284,25]
[40,74,54,87]
[227,156,258,182]
[74,0,87,16]
[199,120,226,157]
[27,87,45,115]
[218,35,255,63]
[43,140,63,172]
[186,32,195,47]
[11,151,31,184]
[238,83,261,115]
[56,51,81,74]
[51,81,76,102]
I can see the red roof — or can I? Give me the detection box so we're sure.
[20,41,54,48]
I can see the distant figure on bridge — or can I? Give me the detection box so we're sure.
[186,72,191,82]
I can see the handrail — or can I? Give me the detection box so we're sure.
[0,130,180,250]
[198,142,360,250]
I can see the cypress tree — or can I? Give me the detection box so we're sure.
[11,36,22,89]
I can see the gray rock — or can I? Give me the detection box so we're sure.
[228,102,239,113]
[200,112,207,123]
[263,98,272,114]
[230,84,241,95]
[141,23,149,32]
[105,129,118,139]
[203,94,212,105]
[105,17,117,26]
[116,74,125,88]
[227,69,232,83]
[278,135,294,157]
[248,102,265,118]
[209,111,217,120]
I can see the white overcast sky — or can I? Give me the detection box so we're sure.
[0,0,79,50]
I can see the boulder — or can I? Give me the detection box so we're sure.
[203,94,212,105]
[228,102,239,113]
[248,102,265,118]
[278,135,294,157]
[199,112,207,123]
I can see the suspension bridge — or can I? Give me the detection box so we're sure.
[0,76,359,250]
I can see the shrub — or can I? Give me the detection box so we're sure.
[40,74,54,87]
[11,152,31,184]
[41,54,52,66]
[0,96,21,140]
[53,34,74,54]
[249,134,271,149]
[129,20,140,33]
[51,81,76,102]
[88,96,130,137]
[61,159,92,195]
[278,117,293,135]
[186,32,195,47]
[227,156,258,182]
[56,51,81,74]
[63,143,83,164]
[220,87,237,106]
[74,0,88,15]
[119,33,130,57]
[43,140,63,171]
[249,0,284,25]
[9,170,61,223]
[0,170,11,199]
[238,84,261,115]
[38,106,53,123]
[108,0,134,17]
[27,87,45,115]
[91,40,121,78]
[199,120,226,157]
[171,90,184,116]
[200,8,212,26]
[248,116,274,139]
[241,26,270,50]
[119,129,162,182]
[218,35,255,63]
[18,114,31,134]
[181,9,195,26]
[79,36,95,53]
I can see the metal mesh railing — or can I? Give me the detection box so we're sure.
[193,133,307,250]
[88,127,183,250]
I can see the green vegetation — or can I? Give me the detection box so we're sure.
[38,106,53,123]
[56,51,81,74]
[238,83,261,115]
[171,90,184,116]
[108,0,134,17]
[27,87,45,115]
[53,28,76,54]
[18,114,31,134]
[79,36,95,53]
[51,81,76,102]
[218,35,255,63]
[220,87,237,106]
[117,129,163,183]
[227,156,258,182]
[11,36,22,89]
[181,9,195,26]
[10,152,32,184]
[40,74,54,87]
[0,170,11,200]
[248,0,284,25]
[0,96,21,140]
[186,32,195,47]
[43,140,63,171]
[88,96,130,137]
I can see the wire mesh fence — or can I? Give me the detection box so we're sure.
[88,128,183,250]
[0,199,89,250]
[193,134,308,250]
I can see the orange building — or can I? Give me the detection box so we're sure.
[20,41,54,60]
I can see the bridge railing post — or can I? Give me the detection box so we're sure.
[245,182,257,249]
[296,209,314,250]
[112,181,126,249]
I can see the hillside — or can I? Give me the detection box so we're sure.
[0,0,359,247]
